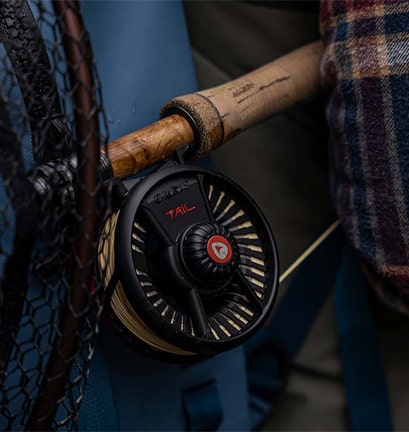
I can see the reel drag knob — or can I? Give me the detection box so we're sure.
[180,223,239,292]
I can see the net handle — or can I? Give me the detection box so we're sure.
[107,41,323,178]
[27,1,102,429]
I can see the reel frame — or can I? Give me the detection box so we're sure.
[100,159,280,362]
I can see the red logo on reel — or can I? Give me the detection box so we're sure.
[165,203,196,220]
[207,235,233,264]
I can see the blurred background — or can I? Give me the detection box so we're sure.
[182,2,409,430]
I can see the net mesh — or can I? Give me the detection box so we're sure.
[0,1,109,429]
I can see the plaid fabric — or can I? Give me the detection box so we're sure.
[320,0,409,314]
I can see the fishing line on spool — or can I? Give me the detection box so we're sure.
[99,211,195,356]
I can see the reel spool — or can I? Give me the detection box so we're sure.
[98,158,279,360]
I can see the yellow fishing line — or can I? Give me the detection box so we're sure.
[98,212,195,356]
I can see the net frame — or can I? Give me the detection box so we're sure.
[0,1,109,430]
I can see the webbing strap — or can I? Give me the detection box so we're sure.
[77,344,120,431]
[0,90,37,378]
[245,223,344,428]
[182,380,223,432]
[0,0,69,164]
[334,246,394,432]
[0,0,68,381]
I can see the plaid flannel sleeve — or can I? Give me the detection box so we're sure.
[320,0,409,314]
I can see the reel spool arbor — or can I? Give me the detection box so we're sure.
[99,160,279,360]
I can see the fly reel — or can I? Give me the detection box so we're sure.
[98,159,279,360]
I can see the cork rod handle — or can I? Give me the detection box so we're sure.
[107,41,323,178]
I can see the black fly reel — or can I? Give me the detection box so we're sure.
[98,160,279,360]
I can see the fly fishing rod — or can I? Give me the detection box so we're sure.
[0,0,324,426]
[33,40,323,198]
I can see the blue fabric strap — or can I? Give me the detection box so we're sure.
[334,246,394,432]
[182,380,223,431]
[245,223,345,428]
[77,344,119,431]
